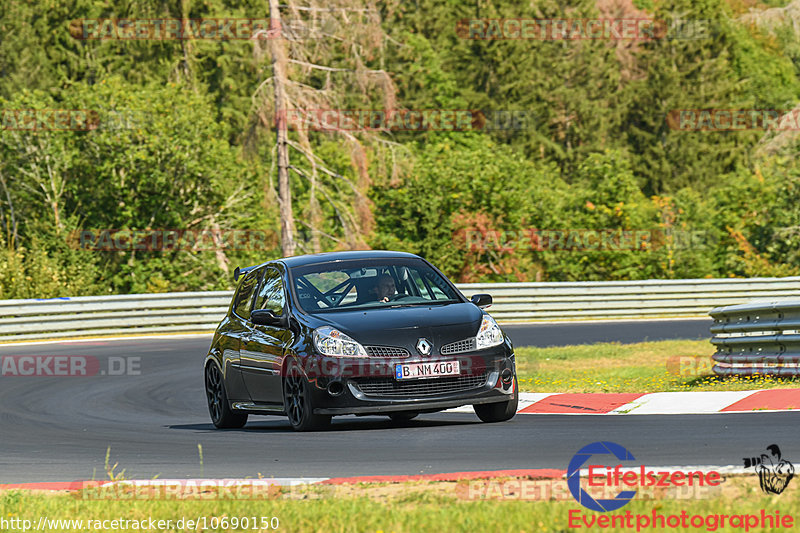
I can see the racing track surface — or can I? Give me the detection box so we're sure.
[502,319,711,347]
[2,324,798,483]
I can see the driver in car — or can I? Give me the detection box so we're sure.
[375,274,396,302]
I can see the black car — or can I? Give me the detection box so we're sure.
[204,250,518,431]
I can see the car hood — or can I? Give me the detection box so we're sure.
[311,302,484,350]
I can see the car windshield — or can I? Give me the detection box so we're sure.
[290,258,462,313]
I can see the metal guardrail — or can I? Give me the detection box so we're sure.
[710,300,800,376]
[459,277,800,321]
[1,277,800,341]
[0,292,234,341]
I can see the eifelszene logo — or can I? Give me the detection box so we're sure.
[568,441,638,512]
[743,444,794,495]
[567,441,723,512]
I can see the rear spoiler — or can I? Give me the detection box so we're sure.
[233,265,258,282]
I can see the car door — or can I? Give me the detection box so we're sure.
[225,268,261,401]
[239,266,291,404]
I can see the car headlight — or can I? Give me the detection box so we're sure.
[313,326,367,357]
[475,314,504,349]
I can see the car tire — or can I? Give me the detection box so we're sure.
[283,362,331,432]
[473,381,518,423]
[205,362,248,429]
[388,412,418,422]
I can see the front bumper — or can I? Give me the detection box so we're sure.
[302,343,516,416]
[313,393,510,415]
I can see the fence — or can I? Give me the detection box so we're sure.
[2,277,800,341]
[710,300,800,376]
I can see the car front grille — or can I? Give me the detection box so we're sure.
[352,372,488,397]
[365,345,410,358]
[440,338,477,355]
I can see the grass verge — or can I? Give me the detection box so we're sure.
[1,475,795,532]
[514,340,800,393]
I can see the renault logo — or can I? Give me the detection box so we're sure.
[416,338,432,355]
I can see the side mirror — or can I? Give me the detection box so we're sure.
[470,294,492,309]
[251,309,288,328]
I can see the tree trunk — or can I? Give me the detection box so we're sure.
[310,174,321,253]
[269,0,296,257]
[0,172,18,246]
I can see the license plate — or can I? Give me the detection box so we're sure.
[395,360,460,380]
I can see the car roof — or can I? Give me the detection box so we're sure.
[279,250,423,268]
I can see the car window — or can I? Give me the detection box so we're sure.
[409,269,445,299]
[233,270,259,319]
[291,259,461,313]
[253,267,285,316]
[299,271,358,308]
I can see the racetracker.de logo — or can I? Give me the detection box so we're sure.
[456,18,711,40]
[70,480,285,500]
[276,109,532,132]
[0,355,140,377]
[666,356,714,377]
[68,229,277,252]
[2,109,100,131]
[459,228,715,253]
[69,19,281,40]
[667,109,800,131]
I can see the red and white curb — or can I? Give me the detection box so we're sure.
[446,389,800,415]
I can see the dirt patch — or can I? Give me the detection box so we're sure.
[284,473,765,504]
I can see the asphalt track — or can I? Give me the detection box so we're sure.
[1,321,798,483]
[502,319,711,347]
